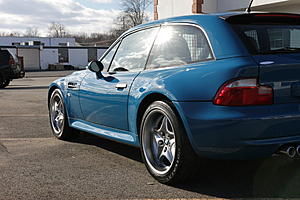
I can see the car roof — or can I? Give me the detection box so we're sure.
[126,11,300,33]
[119,12,255,59]
[119,12,300,60]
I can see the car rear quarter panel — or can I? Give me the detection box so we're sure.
[128,57,259,143]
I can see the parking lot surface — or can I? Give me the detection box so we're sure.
[0,71,300,200]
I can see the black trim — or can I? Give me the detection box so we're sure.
[224,13,300,25]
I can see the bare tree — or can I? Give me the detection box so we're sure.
[0,32,22,37]
[48,22,67,38]
[109,0,151,40]
[120,0,151,27]
[24,27,40,37]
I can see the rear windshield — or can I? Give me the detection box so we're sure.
[232,25,300,55]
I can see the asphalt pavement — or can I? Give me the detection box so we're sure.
[0,71,300,200]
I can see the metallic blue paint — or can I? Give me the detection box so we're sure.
[79,70,140,131]
[253,53,300,104]
[70,119,137,146]
[174,101,300,159]
[48,13,300,160]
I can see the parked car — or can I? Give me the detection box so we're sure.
[0,49,25,88]
[48,12,300,184]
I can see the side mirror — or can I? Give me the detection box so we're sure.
[88,60,104,73]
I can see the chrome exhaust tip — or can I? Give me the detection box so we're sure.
[279,146,296,158]
[297,145,300,156]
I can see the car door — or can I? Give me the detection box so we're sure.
[79,27,159,131]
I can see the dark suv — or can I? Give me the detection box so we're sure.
[0,49,25,88]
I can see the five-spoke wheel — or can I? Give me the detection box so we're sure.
[49,89,78,140]
[140,101,196,184]
[50,91,65,135]
[142,111,176,175]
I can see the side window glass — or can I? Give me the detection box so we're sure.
[147,25,213,69]
[244,30,260,53]
[109,27,159,72]
[267,29,291,50]
[101,41,120,71]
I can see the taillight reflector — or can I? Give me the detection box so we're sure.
[213,78,273,106]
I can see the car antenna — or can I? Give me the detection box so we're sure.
[246,0,254,13]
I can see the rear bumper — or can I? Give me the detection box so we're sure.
[174,101,300,160]
[0,65,24,79]
[10,64,25,79]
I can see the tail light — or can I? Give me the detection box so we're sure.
[213,78,273,106]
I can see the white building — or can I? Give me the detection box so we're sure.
[154,0,300,20]
[0,37,108,71]
[0,36,76,46]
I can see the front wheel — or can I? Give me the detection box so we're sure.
[3,79,10,87]
[0,74,9,88]
[49,89,78,140]
[140,101,197,184]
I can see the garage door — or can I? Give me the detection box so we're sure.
[18,49,40,71]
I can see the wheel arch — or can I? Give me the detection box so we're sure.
[48,85,60,108]
[136,93,186,139]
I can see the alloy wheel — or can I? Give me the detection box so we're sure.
[142,110,176,175]
[50,92,65,135]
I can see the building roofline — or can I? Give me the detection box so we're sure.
[0,36,75,39]
[0,45,108,49]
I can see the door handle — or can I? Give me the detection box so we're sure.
[116,83,127,89]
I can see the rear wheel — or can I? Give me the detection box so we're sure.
[49,89,79,140]
[140,101,197,184]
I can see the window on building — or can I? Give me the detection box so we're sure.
[109,27,159,72]
[58,48,69,63]
[88,48,97,62]
[147,25,213,69]
[59,43,68,47]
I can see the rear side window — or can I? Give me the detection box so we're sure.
[147,25,213,69]
[232,25,300,54]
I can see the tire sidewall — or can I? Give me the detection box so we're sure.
[140,101,185,184]
[3,79,10,87]
[0,73,5,88]
[49,89,67,139]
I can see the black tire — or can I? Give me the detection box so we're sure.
[140,101,197,184]
[49,89,79,140]
[3,79,10,87]
[0,73,6,88]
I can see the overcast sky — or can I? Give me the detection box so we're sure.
[0,0,153,36]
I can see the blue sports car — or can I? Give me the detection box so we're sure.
[48,12,300,184]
